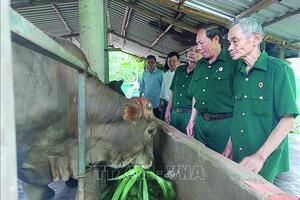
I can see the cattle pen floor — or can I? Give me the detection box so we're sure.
[18,180,77,200]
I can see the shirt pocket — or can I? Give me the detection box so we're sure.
[189,74,202,95]
[213,70,230,80]
[213,69,231,93]
[233,92,243,114]
[194,74,203,81]
[250,91,271,116]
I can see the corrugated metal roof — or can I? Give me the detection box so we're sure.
[15,2,78,36]
[252,0,300,46]
[135,0,176,19]
[186,0,257,17]
[11,0,300,62]
[126,11,161,46]
[108,0,125,34]
[182,0,300,47]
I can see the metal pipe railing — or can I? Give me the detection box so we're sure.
[1,0,18,199]
[77,71,87,200]
[7,5,101,200]
[10,8,96,76]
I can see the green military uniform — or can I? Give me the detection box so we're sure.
[169,64,194,133]
[188,48,236,153]
[231,51,299,182]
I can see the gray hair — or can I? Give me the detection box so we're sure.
[231,17,264,42]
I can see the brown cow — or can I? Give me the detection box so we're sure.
[13,37,158,199]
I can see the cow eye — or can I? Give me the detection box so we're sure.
[145,103,153,110]
[147,127,155,135]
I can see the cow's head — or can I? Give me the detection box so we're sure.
[122,97,155,122]
[67,97,158,178]
[120,97,158,168]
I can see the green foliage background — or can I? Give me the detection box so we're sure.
[109,51,145,83]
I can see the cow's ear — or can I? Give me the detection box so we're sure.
[122,102,142,121]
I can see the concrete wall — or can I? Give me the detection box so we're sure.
[154,122,296,200]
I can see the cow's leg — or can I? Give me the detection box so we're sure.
[20,154,54,199]
[22,182,45,200]
[22,182,56,199]
[66,177,78,187]
[43,185,56,199]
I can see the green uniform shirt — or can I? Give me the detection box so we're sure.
[231,51,299,181]
[170,64,194,109]
[188,48,236,114]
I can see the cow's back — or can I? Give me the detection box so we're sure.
[12,39,79,184]
[14,42,76,139]
[12,36,128,185]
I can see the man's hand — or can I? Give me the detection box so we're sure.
[186,120,194,137]
[238,116,293,174]
[239,153,265,174]
[165,109,171,124]
[159,99,163,111]
[222,137,233,159]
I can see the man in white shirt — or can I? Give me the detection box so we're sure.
[159,52,180,119]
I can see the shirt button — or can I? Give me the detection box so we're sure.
[241,112,246,116]
[245,78,249,81]
[259,96,263,100]
[180,94,182,96]
[205,77,209,80]
[240,129,244,133]
[208,65,211,69]
[244,95,247,98]
[202,102,205,105]
[202,89,206,92]
[239,147,243,151]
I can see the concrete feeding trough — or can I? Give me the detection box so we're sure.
[152,122,297,200]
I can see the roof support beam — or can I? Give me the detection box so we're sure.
[179,47,189,55]
[143,12,182,57]
[109,30,166,55]
[236,0,277,19]
[156,0,230,26]
[263,8,300,27]
[80,0,109,83]
[107,5,113,46]
[11,0,77,9]
[63,30,171,56]
[264,34,300,52]
[51,3,80,46]
[142,24,172,56]
[62,30,169,55]
[279,46,285,59]
[61,32,80,38]
[113,0,197,33]
[120,7,133,49]
[177,0,186,10]
[289,39,300,45]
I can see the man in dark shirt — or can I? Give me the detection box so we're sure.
[223,17,298,182]
[186,26,236,154]
[165,45,202,134]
